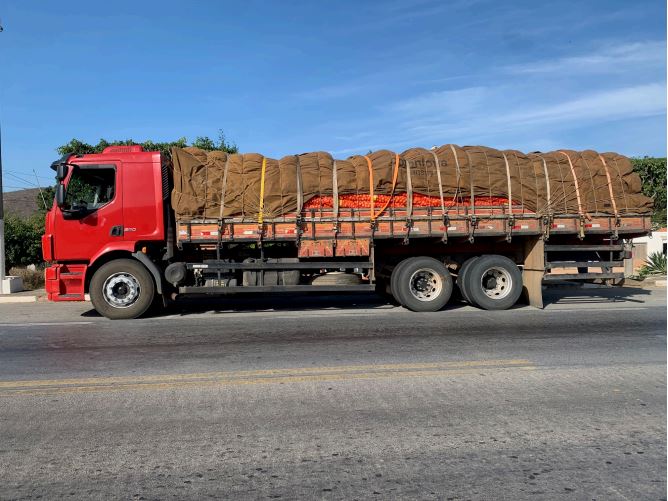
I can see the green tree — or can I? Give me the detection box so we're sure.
[631,157,667,227]
[56,129,238,157]
[4,214,45,268]
[36,185,56,214]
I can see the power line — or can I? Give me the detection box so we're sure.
[6,169,54,181]
[4,172,37,187]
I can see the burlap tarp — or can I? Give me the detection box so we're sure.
[171,146,653,220]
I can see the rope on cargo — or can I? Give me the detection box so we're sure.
[482,150,493,210]
[332,160,339,218]
[447,144,462,212]
[536,154,570,216]
[527,153,540,217]
[295,155,304,214]
[558,151,584,216]
[596,154,618,218]
[464,149,476,215]
[546,154,583,216]
[555,153,573,214]
[363,155,375,220]
[539,155,551,209]
[405,158,413,221]
[512,152,527,214]
[430,150,446,217]
[258,156,267,225]
[370,153,400,221]
[502,153,513,216]
[219,156,230,219]
[609,156,630,212]
[580,154,599,214]
[203,152,210,219]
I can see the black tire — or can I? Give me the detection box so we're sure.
[390,259,412,306]
[457,256,479,305]
[465,255,522,311]
[374,277,396,303]
[394,257,453,312]
[89,259,156,320]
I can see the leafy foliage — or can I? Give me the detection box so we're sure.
[637,251,667,277]
[3,214,45,268]
[36,186,56,214]
[631,157,666,227]
[56,129,238,157]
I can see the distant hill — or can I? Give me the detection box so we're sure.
[3,188,44,218]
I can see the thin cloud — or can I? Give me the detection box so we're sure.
[400,83,666,141]
[334,82,666,152]
[505,40,666,74]
[504,83,666,125]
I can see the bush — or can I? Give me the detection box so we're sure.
[637,251,667,278]
[8,266,45,290]
[3,214,45,270]
[57,130,238,157]
[631,157,667,228]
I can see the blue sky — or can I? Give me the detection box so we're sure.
[0,0,666,191]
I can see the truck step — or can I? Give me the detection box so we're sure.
[544,244,624,252]
[543,272,624,281]
[545,261,623,269]
[179,284,376,294]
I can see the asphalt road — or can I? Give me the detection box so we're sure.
[0,286,665,500]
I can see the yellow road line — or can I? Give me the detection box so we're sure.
[0,359,535,397]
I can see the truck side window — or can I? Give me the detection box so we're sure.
[65,166,116,211]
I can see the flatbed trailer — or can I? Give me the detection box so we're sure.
[176,208,648,301]
[42,145,652,319]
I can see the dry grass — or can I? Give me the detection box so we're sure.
[8,266,45,290]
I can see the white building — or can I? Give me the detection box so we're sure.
[631,228,667,272]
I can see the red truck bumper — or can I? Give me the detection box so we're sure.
[45,264,87,301]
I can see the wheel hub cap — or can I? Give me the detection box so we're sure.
[103,272,141,308]
[409,268,443,302]
[480,267,512,300]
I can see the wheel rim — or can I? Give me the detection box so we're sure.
[409,268,443,302]
[102,272,141,308]
[480,267,512,300]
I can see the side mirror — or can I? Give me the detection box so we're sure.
[55,184,66,208]
[56,164,69,182]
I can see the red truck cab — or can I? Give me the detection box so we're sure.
[43,145,167,302]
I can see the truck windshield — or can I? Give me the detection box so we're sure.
[64,165,116,211]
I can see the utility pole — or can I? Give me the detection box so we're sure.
[0,21,5,294]
[0,118,4,295]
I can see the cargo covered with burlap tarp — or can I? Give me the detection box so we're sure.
[170,145,653,221]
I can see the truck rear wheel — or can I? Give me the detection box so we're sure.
[465,255,522,310]
[90,259,155,320]
[390,259,412,306]
[394,257,453,312]
[457,256,478,305]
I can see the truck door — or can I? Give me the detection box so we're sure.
[53,163,123,261]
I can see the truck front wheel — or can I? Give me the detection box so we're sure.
[90,259,155,320]
[465,255,522,310]
[394,257,453,312]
